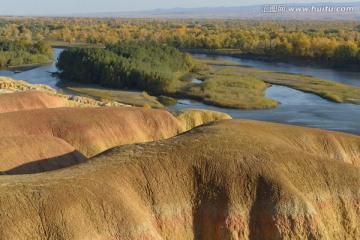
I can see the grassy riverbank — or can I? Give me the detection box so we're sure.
[195,58,246,67]
[58,57,360,110]
[214,67,360,104]
[6,61,53,72]
[167,58,358,109]
[57,80,164,108]
[180,74,279,109]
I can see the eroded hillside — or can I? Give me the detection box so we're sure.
[0,136,86,174]
[0,78,231,174]
[0,106,184,157]
[0,120,360,239]
[0,77,359,239]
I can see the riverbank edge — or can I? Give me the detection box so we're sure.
[171,81,360,108]
[181,48,360,72]
[56,79,165,109]
[165,89,281,110]
[0,60,54,73]
[194,57,360,106]
[260,82,360,105]
[6,60,54,72]
[55,64,360,110]
[56,77,282,110]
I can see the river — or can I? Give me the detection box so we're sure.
[0,48,63,91]
[171,54,360,135]
[192,53,360,88]
[0,48,359,135]
[169,86,360,135]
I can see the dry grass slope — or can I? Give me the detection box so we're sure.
[0,120,359,239]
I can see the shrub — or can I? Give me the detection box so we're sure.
[142,103,152,109]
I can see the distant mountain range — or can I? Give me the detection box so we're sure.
[58,2,360,20]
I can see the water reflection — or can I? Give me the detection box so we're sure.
[192,78,202,84]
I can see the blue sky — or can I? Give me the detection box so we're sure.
[0,0,353,15]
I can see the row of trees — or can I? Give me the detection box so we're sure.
[56,41,192,93]
[1,18,359,68]
[0,39,53,67]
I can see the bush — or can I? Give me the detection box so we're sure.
[142,103,152,109]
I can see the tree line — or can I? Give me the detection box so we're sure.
[56,41,192,93]
[0,39,53,67]
[1,18,359,68]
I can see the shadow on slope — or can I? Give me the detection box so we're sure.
[5,151,86,175]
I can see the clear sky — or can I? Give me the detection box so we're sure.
[0,0,352,15]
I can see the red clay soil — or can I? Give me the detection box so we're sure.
[0,135,86,175]
[0,107,184,157]
[0,91,68,113]
[0,120,359,239]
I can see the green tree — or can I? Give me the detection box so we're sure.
[332,42,359,66]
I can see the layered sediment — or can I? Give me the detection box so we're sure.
[0,136,86,174]
[0,107,184,157]
[0,120,359,239]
